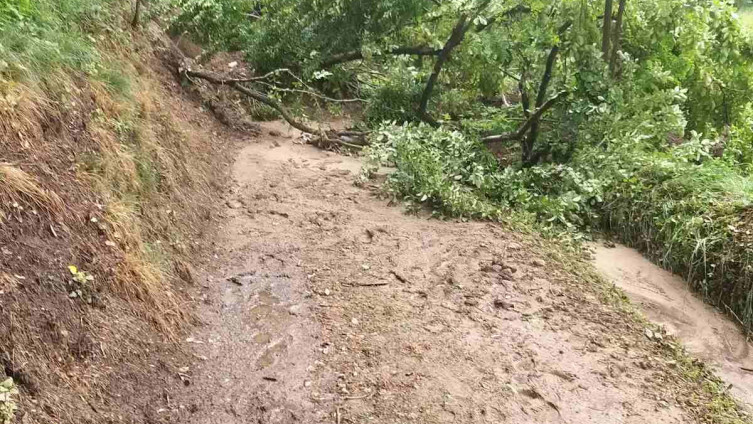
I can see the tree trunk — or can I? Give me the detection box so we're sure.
[601,0,613,59]
[481,91,568,144]
[485,45,565,166]
[132,0,143,28]
[321,46,442,68]
[522,45,559,164]
[418,14,471,125]
[609,0,626,75]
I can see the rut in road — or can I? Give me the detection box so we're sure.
[173,121,704,423]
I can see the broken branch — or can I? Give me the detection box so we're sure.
[321,46,442,68]
[181,66,367,149]
[482,91,569,144]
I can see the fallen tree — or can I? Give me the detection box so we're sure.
[179,62,369,150]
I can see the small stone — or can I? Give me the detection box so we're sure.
[644,328,654,340]
[175,260,197,285]
[226,200,243,209]
[351,318,359,325]
[324,289,331,296]
[494,299,515,310]
[288,304,304,316]
[304,380,312,387]
[531,259,546,267]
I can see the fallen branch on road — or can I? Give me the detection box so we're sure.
[180,64,370,150]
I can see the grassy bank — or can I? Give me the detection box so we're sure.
[1,1,227,422]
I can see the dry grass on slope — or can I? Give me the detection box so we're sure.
[0,30,234,423]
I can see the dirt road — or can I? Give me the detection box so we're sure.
[170,122,732,423]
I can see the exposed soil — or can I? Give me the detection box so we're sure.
[0,29,237,423]
[163,121,742,423]
[592,243,753,407]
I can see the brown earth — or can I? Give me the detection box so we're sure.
[0,28,240,423]
[592,244,753,408]
[162,121,746,424]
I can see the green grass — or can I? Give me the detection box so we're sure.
[0,0,135,89]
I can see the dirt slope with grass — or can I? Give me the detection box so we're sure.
[166,121,748,424]
[0,28,237,423]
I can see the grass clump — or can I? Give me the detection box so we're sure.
[0,164,63,219]
[0,0,135,91]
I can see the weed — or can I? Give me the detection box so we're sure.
[0,377,18,424]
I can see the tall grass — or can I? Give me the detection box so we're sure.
[599,159,753,329]
[0,0,131,89]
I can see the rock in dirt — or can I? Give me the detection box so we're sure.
[531,258,546,267]
[288,304,304,316]
[175,260,197,285]
[226,200,243,209]
[465,298,480,306]
[228,271,255,286]
[494,299,515,310]
[644,328,654,340]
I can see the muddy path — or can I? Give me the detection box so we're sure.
[592,244,753,406]
[169,121,730,423]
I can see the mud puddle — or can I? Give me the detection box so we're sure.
[592,243,753,405]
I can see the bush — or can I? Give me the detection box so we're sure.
[362,66,424,124]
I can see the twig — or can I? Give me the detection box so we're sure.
[354,282,389,287]
[723,302,753,340]
[344,392,375,400]
[202,68,294,83]
[311,391,375,402]
[391,270,411,284]
[255,80,365,103]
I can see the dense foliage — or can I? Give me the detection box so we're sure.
[174,0,753,328]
